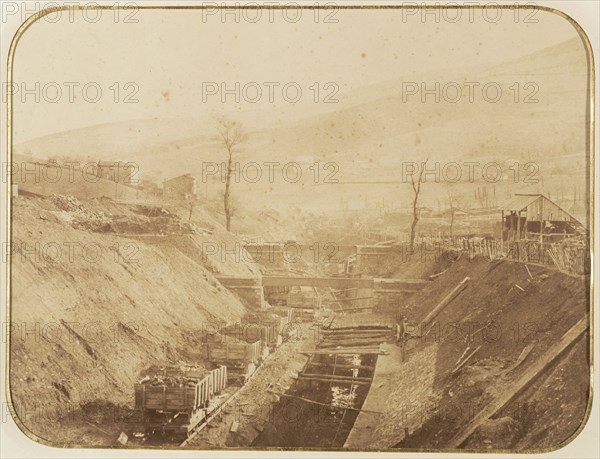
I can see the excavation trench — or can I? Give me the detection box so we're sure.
[253,353,378,448]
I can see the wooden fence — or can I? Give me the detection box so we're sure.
[416,234,590,276]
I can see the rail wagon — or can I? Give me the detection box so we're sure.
[261,307,297,340]
[269,306,295,324]
[286,308,295,324]
[220,320,282,352]
[134,365,227,438]
[255,313,286,347]
[289,307,315,322]
[205,340,261,383]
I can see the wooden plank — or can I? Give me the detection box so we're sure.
[299,372,371,382]
[325,325,393,331]
[451,345,482,375]
[322,330,391,336]
[310,349,383,355]
[320,340,388,348]
[318,342,382,348]
[428,269,447,280]
[298,375,372,385]
[323,329,393,335]
[317,345,381,351]
[419,277,470,329]
[322,335,392,341]
[323,330,394,340]
[323,335,392,341]
[278,393,383,414]
[503,343,536,376]
[323,338,391,345]
[322,331,392,338]
[263,275,429,289]
[321,336,391,343]
[305,362,376,371]
[264,276,374,289]
[447,317,588,448]
[336,306,375,312]
[331,287,362,293]
[323,296,374,303]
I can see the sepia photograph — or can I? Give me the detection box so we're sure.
[1,1,596,456]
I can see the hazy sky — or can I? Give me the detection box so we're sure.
[11,6,583,142]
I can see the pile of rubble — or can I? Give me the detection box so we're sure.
[49,194,200,235]
[138,365,208,387]
[109,215,198,235]
[49,194,112,232]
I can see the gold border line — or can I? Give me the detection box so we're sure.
[4,2,596,454]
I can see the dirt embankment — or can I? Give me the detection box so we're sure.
[390,255,590,451]
[351,250,589,451]
[9,194,261,443]
[357,243,452,280]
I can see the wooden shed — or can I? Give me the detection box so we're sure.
[501,194,584,243]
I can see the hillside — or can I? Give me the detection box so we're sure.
[9,193,266,443]
[326,251,589,451]
[13,37,590,213]
[391,255,589,450]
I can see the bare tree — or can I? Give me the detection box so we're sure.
[446,185,460,241]
[216,116,247,232]
[409,159,428,245]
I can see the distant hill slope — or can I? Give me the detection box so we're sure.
[13,37,590,212]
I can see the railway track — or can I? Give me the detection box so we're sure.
[178,344,279,447]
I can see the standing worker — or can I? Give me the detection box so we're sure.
[396,314,404,342]
[399,317,409,362]
[401,317,409,344]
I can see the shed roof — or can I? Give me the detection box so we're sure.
[164,173,195,184]
[501,194,541,212]
[502,194,583,226]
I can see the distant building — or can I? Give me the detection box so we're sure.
[501,194,584,243]
[138,179,161,197]
[96,161,137,185]
[163,173,197,200]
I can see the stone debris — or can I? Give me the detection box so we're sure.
[50,194,111,231]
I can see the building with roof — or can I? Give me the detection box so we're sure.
[138,178,161,197]
[501,194,584,243]
[163,173,197,201]
[96,161,137,185]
